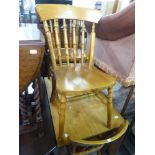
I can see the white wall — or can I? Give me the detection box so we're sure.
[72,0,97,9]
[121,0,130,9]
[72,0,130,10]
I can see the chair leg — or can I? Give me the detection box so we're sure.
[107,87,112,128]
[121,85,135,116]
[58,93,67,144]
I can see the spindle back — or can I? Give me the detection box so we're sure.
[36,4,102,70]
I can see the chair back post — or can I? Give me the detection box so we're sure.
[49,20,56,48]
[73,20,77,66]
[88,23,95,69]
[69,19,73,48]
[63,19,70,66]
[43,21,57,69]
[81,21,85,64]
[54,19,62,66]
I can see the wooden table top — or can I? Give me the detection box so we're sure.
[19,23,45,93]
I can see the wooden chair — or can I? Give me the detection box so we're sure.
[44,79,129,154]
[67,118,128,155]
[36,4,128,147]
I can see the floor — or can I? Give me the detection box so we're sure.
[19,78,57,155]
[19,79,135,155]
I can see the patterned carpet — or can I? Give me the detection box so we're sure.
[112,83,135,113]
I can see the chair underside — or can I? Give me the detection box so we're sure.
[49,93,124,146]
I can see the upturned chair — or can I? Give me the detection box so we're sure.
[44,81,129,154]
[36,4,128,148]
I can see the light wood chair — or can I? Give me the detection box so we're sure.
[44,81,129,154]
[68,119,128,155]
[36,4,128,148]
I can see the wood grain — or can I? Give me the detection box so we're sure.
[55,64,115,95]
[36,5,117,143]
[19,47,44,93]
[19,24,45,93]
[48,92,126,146]
[36,4,102,23]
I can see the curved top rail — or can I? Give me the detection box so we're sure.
[36,4,102,23]
[69,120,129,146]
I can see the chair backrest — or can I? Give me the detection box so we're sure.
[36,4,102,70]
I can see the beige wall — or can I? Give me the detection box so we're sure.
[72,0,130,15]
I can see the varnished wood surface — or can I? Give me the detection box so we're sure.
[36,5,116,142]
[19,47,44,93]
[48,91,125,146]
[88,23,95,68]
[63,19,70,66]
[19,24,45,93]
[55,64,115,94]
[54,48,87,63]
[36,4,102,23]
[37,5,101,70]
[45,78,126,146]
[53,19,62,66]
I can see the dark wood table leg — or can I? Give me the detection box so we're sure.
[19,93,30,126]
[19,89,34,134]
[33,78,44,137]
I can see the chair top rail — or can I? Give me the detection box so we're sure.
[36,4,102,23]
[69,120,129,146]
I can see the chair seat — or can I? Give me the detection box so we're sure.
[55,64,116,94]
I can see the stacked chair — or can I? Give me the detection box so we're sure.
[36,4,128,154]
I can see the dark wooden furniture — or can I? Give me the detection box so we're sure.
[20,78,56,155]
[19,23,45,134]
[19,23,45,94]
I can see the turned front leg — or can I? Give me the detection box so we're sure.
[19,94,29,125]
[33,79,43,123]
[107,87,113,128]
[58,93,66,143]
